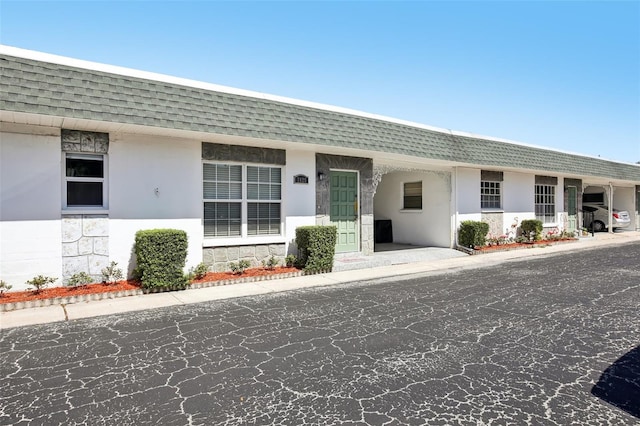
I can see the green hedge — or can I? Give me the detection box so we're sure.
[458,220,490,248]
[520,219,543,241]
[134,229,189,290]
[295,225,337,273]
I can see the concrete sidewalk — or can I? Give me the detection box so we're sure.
[2,232,639,330]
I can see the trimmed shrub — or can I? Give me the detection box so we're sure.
[187,262,209,280]
[101,261,124,284]
[458,221,490,248]
[295,225,337,273]
[134,229,189,290]
[229,260,251,275]
[0,280,12,296]
[26,275,57,293]
[285,254,297,268]
[68,272,93,288]
[521,219,543,241]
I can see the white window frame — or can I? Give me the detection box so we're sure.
[202,161,284,245]
[535,184,556,224]
[62,152,108,211]
[481,180,502,210]
[402,181,422,211]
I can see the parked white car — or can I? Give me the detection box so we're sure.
[582,204,631,232]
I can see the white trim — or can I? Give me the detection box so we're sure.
[62,152,108,210]
[3,45,636,167]
[202,160,283,239]
[329,169,361,253]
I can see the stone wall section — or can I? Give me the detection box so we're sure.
[62,129,109,153]
[62,215,109,283]
[203,243,286,272]
[481,212,504,237]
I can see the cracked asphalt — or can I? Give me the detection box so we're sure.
[1,242,639,425]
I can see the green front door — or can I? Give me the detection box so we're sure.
[567,186,577,231]
[330,171,359,252]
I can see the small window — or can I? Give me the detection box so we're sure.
[403,181,422,210]
[481,181,501,209]
[65,154,105,208]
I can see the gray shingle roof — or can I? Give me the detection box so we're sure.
[1,53,639,182]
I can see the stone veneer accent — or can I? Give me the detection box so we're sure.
[203,243,286,272]
[481,212,504,238]
[316,154,374,255]
[62,129,109,153]
[61,215,109,283]
[61,129,110,284]
[202,142,285,165]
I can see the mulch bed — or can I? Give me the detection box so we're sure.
[0,266,300,305]
[471,238,577,253]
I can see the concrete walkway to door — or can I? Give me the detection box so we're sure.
[333,243,467,272]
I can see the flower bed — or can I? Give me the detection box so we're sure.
[458,237,577,255]
[0,266,301,311]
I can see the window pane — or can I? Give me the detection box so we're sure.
[247,183,259,199]
[203,163,217,181]
[247,166,260,182]
[204,202,241,237]
[203,182,216,199]
[66,156,103,178]
[403,181,422,209]
[229,165,242,182]
[259,167,269,182]
[216,164,229,181]
[270,168,281,183]
[67,182,103,206]
[247,202,281,235]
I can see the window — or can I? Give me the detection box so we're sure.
[403,181,422,209]
[481,181,501,209]
[535,184,555,223]
[203,163,281,238]
[64,153,106,208]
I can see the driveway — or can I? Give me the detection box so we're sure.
[1,242,639,425]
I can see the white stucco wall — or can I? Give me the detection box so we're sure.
[1,131,63,290]
[374,171,451,247]
[504,172,535,230]
[108,134,202,275]
[284,150,317,254]
[612,186,636,230]
[455,168,481,225]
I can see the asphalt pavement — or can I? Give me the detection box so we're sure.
[0,233,639,425]
[1,232,639,330]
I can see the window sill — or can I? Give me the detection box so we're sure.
[62,209,109,216]
[203,236,287,248]
[481,209,504,213]
[400,209,423,213]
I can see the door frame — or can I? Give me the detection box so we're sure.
[329,168,360,253]
[567,185,578,231]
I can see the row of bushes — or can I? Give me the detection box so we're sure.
[458,219,546,248]
[1,225,340,293]
[133,225,338,289]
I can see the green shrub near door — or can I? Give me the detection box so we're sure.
[134,229,189,290]
[295,226,337,273]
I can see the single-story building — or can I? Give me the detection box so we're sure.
[1,46,639,291]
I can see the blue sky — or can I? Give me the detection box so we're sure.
[1,0,639,163]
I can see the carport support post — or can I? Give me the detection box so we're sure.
[608,182,614,234]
